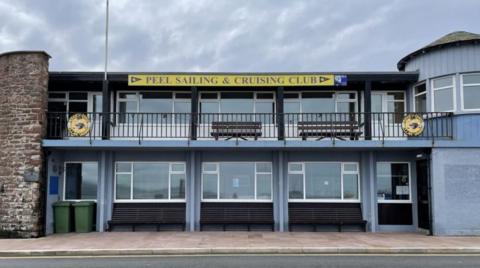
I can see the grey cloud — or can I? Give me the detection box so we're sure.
[0,0,479,72]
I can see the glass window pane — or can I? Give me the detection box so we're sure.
[305,163,341,199]
[256,93,274,99]
[256,162,272,173]
[116,174,131,199]
[48,101,67,112]
[219,163,255,199]
[415,84,426,94]
[69,92,88,100]
[202,173,218,199]
[69,102,88,113]
[386,92,404,101]
[132,163,169,199]
[220,100,254,113]
[220,92,254,99]
[463,85,480,109]
[170,174,185,199]
[175,92,191,99]
[200,102,219,123]
[288,174,304,199]
[49,92,66,99]
[371,94,382,113]
[119,93,137,99]
[336,93,356,100]
[343,163,358,172]
[140,92,172,99]
[284,93,299,99]
[433,76,453,88]
[254,102,274,124]
[93,95,102,113]
[256,174,272,200]
[119,101,138,123]
[65,163,97,200]
[200,93,218,99]
[336,102,356,113]
[174,101,191,124]
[377,163,410,201]
[203,163,217,172]
[302,97,335,113]
[139,99,172,113]
[289,163,303,172]
[116,163,131,173]
[171,163,185,172]
[463,74,480,84]
[434,88,454,111]
[388,102,405,123]
[343,174,358,200]
[415,94,427,112]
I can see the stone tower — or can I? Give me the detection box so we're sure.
[0,51,50,238]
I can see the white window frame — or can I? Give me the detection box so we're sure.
[413,82,427,113]
[376,161,412,204]
[460,73,480,111]
[48,91,92,113]
[201,162,273,202]
[63,161,98,202]
[116,91,191,125]
[283,91,358,113]
[287,162,361,203]
[198,91,276,114]
[114,161,187,203]
[431,75,456,112]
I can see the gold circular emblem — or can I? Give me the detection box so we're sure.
[401,114,424,136]
[67,113,91,137]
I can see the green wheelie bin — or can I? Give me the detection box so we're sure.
[53,201,72,233]
[73,202,95,233]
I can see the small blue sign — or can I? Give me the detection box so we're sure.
[334,75,348,86]
[49,176,59,195]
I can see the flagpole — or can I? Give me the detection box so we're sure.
[102,0,110,139]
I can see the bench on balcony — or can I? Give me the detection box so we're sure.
[200,202,274,231]
[289,203,367,232]
[210,121,262,140]
[108,203,186,231]
[297,121,363,140]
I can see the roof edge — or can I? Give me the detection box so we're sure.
[0,50,51,59]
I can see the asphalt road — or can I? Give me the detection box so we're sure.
[1,255,480,268]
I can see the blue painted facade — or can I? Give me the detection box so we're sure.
[44,32,480,235]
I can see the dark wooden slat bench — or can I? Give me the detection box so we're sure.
[211,121,262,140]
[289,203,367,232]
[200,202,274,231]
[108,203,186,231]
[297,121,363,140]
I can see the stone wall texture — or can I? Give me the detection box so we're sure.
[0,51,49,238]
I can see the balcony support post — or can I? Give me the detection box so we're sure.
[277,86,285,140]
[364,80,372,140]
[190,86,198,140]
[101,79,110,139]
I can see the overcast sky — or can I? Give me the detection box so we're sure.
[1,0,479,72]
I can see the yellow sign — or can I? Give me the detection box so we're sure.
[128,74,347,87]
[68,113,91,137]
[402,114,425,136]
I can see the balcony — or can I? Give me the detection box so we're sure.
[46,112,453,142]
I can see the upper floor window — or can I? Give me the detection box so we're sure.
[432,76,455,112]
[461,73,480,111]
[414,83,427,113]
[284,91,357,114]
[117,92,191,123]
[49,92,88,114]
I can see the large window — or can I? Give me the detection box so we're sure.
[48,92,89,114]
[461,73,480,111]
[376,162,410,203]
[284,92,357,123]
[414,83,427,113]
[432,76,455,112]
[115,162,186,201]
[64,162,98,200]
[117,92,191,123]
[199,92,275,124]
[202,162,273,201]
[371,92,405,123]
[288,162,360,201]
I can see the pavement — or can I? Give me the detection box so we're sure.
[1,232,480,257]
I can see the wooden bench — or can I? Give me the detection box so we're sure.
[200,202,274,231]
[211,121,262,140]
[108,203,186,231]
[289,203,367,232]
[297,121,363,140]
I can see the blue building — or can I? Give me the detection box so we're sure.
[37,31,480,236]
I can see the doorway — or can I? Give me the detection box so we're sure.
[416,159,431,232]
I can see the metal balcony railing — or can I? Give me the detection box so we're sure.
[46,112,453,141]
